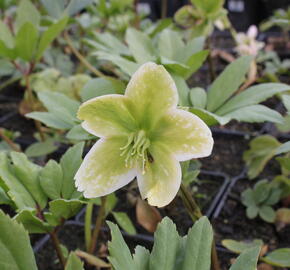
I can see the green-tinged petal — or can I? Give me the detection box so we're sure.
[125,62,178,129]
[151,109,213,161]
[75,137,137,198]
[77,94,137,137]
[137,144,181,207]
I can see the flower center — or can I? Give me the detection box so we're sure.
[120,130,151,174]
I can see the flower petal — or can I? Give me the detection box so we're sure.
[75,137,137,198]
[137,144,181,207]
[151,109,213,161]
[77,94,137,137]
[125,62,178,128]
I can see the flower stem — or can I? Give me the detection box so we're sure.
[64,31,110,79]
[89,196,107,254]
[180,183,221,270]
[85,202,93,252]
[0,128,21,152]
[49,231,66,269]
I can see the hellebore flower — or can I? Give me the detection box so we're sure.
[75,62,213,207]
[235,25,264,56]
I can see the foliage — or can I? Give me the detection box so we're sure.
[241,180,282,223]
[108,216,260,270]
[0,143,85,233]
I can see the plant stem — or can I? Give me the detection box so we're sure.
[64,31,111,79]
[0,128,21,152]
[161,0,167,19]
[89,196,107,254]
[180,183,221,270]
[207,38,216,81]
[85,202,94,252]
[49,231,66,269]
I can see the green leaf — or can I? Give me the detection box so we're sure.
[65,252,85,270]
[49,199,83,222]
[182,216,213,270]
[15,0,40,32]
[40,0,65,19]
[281,94,290,112]
[107,221,135,270]
[0,210,38,270]
[112,211,136,235]
[246,205,259,219]
[253,180,271,204]
[37,91,79,118]
[222,239,263,254]
[95,51,139,76]
[183,37,206,61]
[172,75,190,106]
[0,21,14,48]
[66,125,94,141]
[0,153,35,210]
[91,32,130,55]
[126,28,156,64]
[39,160,63,200]
[15,22,38,61]
[65,0,94,16]
[149,217,180,270]
[26,111,73,129]
[259,205,276,223]
[81,77,125,102]
[207,56,253,112]
[25,139,58,157]
[216,83,290,115]
[191,0,224,15]
[14,209,53,233]
[158,29,184,62]
[190,87,207,109]
[241,189,255,207]
[229,246,260,270]
[189,107,230,126]
[243,135,281,179]
[276,141,290,155]
[133,246,150,270]
[0,187,12,206]
[184,50,209,79]
[36,16,68,60]
[10,152,47,209]
[262,248,290,267]
[60,142,84,199]
[223,105,283,124]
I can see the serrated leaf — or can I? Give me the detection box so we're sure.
[39,160,63,200]
[49,199,83,223]
[14,209,53,233]
[133,246,150,270]
[181,216,213,270]
[65,252,85,270]
[0,210,38,270]
[10,152,47,209]
[60,142,84,199]
[149,217,180,270]
[0,153,35,210]
[107,221,135,270]
[207,56,253,112]
[229,246,260,270]
[112,211,136,235]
